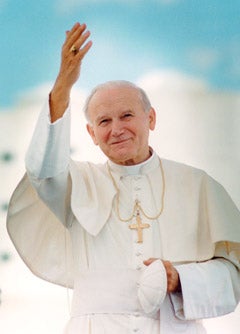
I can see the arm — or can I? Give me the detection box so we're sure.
[25,23,92,224]
[144,252,240,320]
[50,22,92,122]
[171,255,240,320]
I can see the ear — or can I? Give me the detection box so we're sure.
[86,124,99,145]
[148,107,156,131]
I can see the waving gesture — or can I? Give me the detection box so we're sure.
[50,23,92,122]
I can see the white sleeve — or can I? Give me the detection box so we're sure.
[170,258,240,320]
[25,99,72,225]
[25,99,71,179]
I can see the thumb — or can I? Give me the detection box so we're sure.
[143,257,158,266]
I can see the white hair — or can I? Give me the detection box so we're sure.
[83,80,152,122]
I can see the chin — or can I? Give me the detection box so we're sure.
[112,152,138,165]
[107,150,128,161]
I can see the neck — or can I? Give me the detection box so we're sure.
[110,148,153,166]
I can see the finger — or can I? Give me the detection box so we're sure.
[162,260,172,271]
[63,22,81,43]
[76,40,92,60]
[67,23,87,49]
[70,22,84,36]
[68,30,91,61]
[62,22,84,52]
[75,30,91,50]
[62,25,91,62]
[164,265,180,292]
[143,257,158,266]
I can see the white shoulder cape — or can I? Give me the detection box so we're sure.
[7,159,240,287]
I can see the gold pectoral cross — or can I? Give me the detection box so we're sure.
[129,211,150,243]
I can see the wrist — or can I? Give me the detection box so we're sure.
[49,86,70,123]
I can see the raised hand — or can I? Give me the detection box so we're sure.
[58,23,92,91]
[50,22,92,122]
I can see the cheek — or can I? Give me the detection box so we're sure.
[133,123,148,138]
[96,128,109,144]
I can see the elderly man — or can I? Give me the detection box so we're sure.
[7,23,240,334]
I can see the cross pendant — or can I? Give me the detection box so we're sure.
[129,211,150,243]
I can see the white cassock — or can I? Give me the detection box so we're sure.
[7,102,240,334]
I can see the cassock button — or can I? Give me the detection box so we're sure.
[135,251,142,257]
[133,328,139,332]
[136,265,142,270]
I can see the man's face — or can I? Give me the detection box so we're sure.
[86,85,156,165]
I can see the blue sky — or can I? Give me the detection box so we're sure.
[0,0,240,108]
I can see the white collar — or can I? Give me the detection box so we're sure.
[106,149,160,178]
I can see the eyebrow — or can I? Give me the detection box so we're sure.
[95,109,135,122]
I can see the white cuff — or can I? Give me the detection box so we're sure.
[138,259,167,314]
[171,260,237,320]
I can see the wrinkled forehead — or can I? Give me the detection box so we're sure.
[88,85,142,113]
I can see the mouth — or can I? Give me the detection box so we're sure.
[110,138,131,145]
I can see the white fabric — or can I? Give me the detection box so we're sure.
[138,259,167,314]
[172,259,239,320]
[25,100,70,178]
[7,102,240,334]
[70,264,164,318]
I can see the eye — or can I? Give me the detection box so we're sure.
[122,112,133,119]
[98,118,110,126]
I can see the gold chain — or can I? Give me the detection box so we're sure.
[107,158,165,222]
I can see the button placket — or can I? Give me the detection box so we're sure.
[131,313,141,333]
[133,176,142,194]
[132,175,144,270]
[132,237,144,269]
[131,174,144,326]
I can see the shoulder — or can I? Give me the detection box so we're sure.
[69,159,108,178]
[159,157,212,189]
[161,157,207,177]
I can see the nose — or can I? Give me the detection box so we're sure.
[111,119,124,137]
